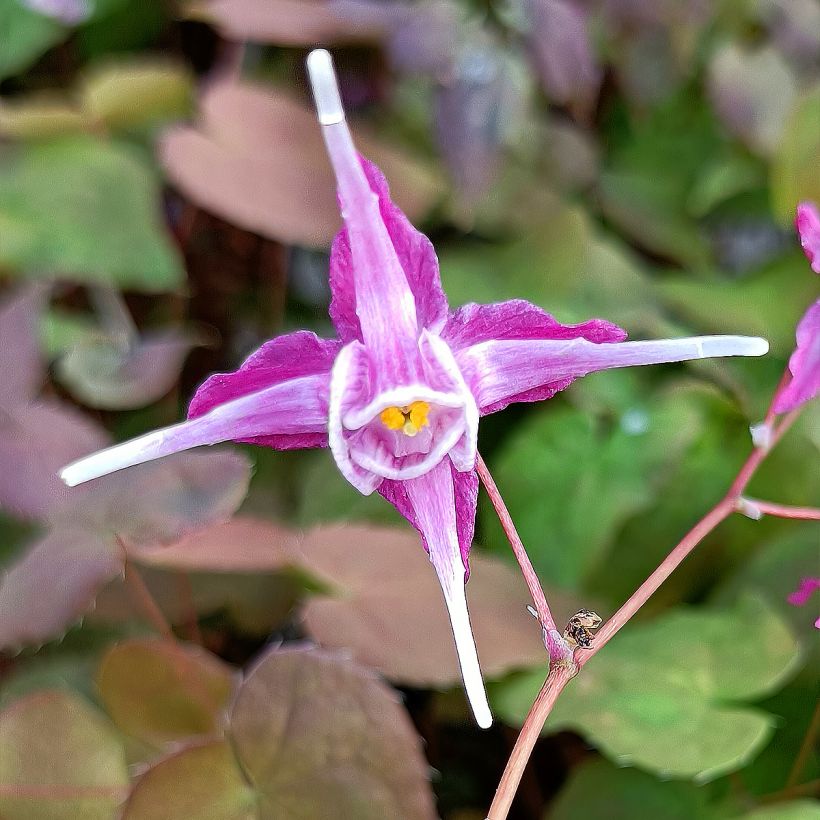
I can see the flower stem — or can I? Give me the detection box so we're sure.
[486,404,806,819]
[738,499,820,521]
[786,698,820,789]
[475,453,565,657]
[122,558,175,640]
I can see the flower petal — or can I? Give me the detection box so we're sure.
[385,458,490,727]
[796,201,820,274]
[330,157,449,343]
[774,299,820,414]
[60,373,329,486]
[188,330,340,449]
[458,334,769,414]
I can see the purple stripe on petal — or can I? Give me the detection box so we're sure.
[774,299,820,414]
[188,330,340,448]
[391,458,490,728]
[459,334,769,414]
[330,158,450,343]
[796,202,820,274]
[61,373,330,486]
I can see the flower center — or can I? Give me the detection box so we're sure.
[379,401,430,437]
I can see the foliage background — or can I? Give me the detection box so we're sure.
[0,0,818,818]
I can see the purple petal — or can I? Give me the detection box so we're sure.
[329,157,449,342]
[796,202,820,274]
[188,330,340,449]
[457,333,769,414]
[787,577,820,607]
[60,372,329,486]
[381,458,490,727]
[442,300,626,413]
[774,299,820,414]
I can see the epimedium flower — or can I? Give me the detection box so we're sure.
[773,202,820,414]
[61,49,769,728]
[787,577,820,630]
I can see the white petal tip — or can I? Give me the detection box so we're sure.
[699,336,769,358]
[474,705,493,729]
[59,466,83,487]
[307,48,345,125]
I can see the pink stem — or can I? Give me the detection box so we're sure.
[740,499,820,521]
[486,404,805,819]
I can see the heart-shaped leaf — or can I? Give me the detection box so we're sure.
[492,597,800,781]
[0,690,129,820]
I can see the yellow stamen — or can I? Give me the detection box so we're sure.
[379,401,431,436]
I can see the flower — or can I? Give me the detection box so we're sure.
[787,577,820,629]
[773,203,820,414]
[796,202,820,274]
[61,49,769,728]
[22,0,92,25]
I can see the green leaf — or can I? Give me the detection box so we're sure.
[0,137,183,291]
[0,690,128,820]
[97,639,234,748]
[771,84,820,225]
[0,3,65,81]
[550,759,715,820]
[739,803,820,820]
[479,390,702,590]
[492,597,800,781]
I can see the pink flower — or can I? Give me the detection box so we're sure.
[787,577,820,629]
[796,202,820,274]
[61,50,769,728]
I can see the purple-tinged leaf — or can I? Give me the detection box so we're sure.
[0,528,121,651]
[56,329,200,410]
[0,691,128,820]
[0,284,48,411]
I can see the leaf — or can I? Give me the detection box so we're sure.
[738,803,820,820]
[492,597,800,781]
[122,739,257,820]
[771,85,820,225]
[230,645,437,819]
[0,528,121,651]
[0,137,183,291]
[55,450,252,547]
[707,43,798,156]
[55,328,200,410]
[129,517,298,573]
[0,399,110,520]
[0,284,48,409]
[182,0,392,46]
[0,3,65,81]
[299,524,553,686]
[550,759,714,820]
[80,59,194,130]
[479,394,701,590]
[159,81,441,248]
[0,690,129,820]
[97,639,234,748]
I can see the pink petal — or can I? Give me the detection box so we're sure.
[787,577,820,607]
[329,157,449,343]
[774,299,820,413]
[442,299,625,413]
[391,458,490,728]
[458,334,769,414]
[60,372,329,486]
[796,202,820,274]
[189,330,341,449]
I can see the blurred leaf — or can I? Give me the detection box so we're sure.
[41,307,98,357]
[80,59,193,130]
[707,43,798,157]
[97,639,233,748]
[0,400,110,519]
[0,137,183,291]
[182,0,392,45]
[0,690,128,819]
[493,597,800,780]
[771,85,820,225]
[0,2,65,80]
[55,328,200,410]
[738,803,820,820]
[159,81,442,248]
[0,284,48,409]
[55,450,252,547]
[550,758,714,820]
[479,393,701,590]
[122,739,257,820]
[687,154,766,217]
[229,645,437,819]
[299,524,554,687]
[129,517,298,573]
[0,528,121,651]
[0,94,87,139]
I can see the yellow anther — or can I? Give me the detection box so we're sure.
[379,401,431,436]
